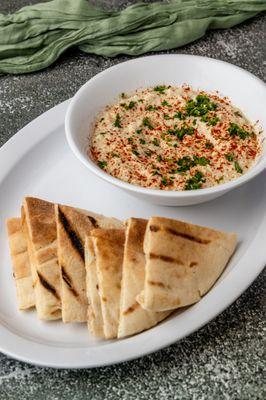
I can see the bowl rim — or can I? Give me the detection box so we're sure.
[65,54,266,198]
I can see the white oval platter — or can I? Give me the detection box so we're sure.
[0,59,265,369]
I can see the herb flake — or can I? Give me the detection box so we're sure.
[142,117,154,129]
[186,94,217,117]
[98,161,107,169]
[185,171,206,190]
[234,161,243,173]
[154,85,167,94]
[114,114,122,128]
[228,123,250,140]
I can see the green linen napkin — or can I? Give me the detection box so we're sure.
[0,0,265,74]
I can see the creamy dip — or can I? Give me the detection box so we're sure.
[90,85,263,190]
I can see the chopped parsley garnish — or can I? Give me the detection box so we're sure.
[194,156,209,166]
[152,138,160,146]
[157,155,162,162]
[173,111,185,120]
[145,150,152,157]
[132,150,140,157]
[167,125,195,140]
[164,114,170,120]
[205,141,214,149]
[161,177,168,186]
[142,117,154,129]
[161,100,171,107]
[225,153,234,162]
[114,114,122,128]
[177,156,194,172]
[139,138,146,144]
[136,129,142,134]
[146,105,158,111]
[120,92,126,99]
[234,161,243,173]
[128,137,133,143]
[121,101,136,110]
[98,161,107,169]
[201,114,208,123]
[208,116,220,126]
[185,171,206,190]
[186,94,217,117]
[176,155,209,172]
[154,85,167,94]
[228,123,250,140]
[128,101,136,109]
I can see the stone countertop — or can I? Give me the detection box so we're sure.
[0,1,265,399]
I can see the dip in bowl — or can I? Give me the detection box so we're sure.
[90,85,263,192]
[65,55,266,206]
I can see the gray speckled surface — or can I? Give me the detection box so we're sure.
[0,1,265,399]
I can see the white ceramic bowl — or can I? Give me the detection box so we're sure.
[65,55,266,206]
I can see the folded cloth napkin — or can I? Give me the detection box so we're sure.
[0,0,265,74]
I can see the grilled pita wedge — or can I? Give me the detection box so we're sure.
[91,229,125,339]
[23,197,61,320]
[55,204,122,323]
[137,217,237,312]
[6,217,35,310]
[118,218,171,338]
[85,237,104,337]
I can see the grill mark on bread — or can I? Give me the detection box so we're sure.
[148,280,171,289]
[13,248,27,256]
[150,225,210,244]
[123,302,139,315]
[58,207,84,261]
[61,266,78,298]
[149,253,184,264]
[190,261,198,268]
[37,271,60,300]
[87,216,99,228]
[150,225,159,232]
[166,228,210,244]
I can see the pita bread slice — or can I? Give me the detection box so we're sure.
[137,217,237,312]
[55,204,122,323]
[91,229,125,339]
[6,218,35,310]
[23,197,61,320]
[85,237,104,337]
[118,218,171,338]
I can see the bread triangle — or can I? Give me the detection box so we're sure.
[137,217,237,312]
[91,229,125,339]
[23,197,61,320]
[6,217,35,310]
[55,204,122,323]
[85,237,104,337]
[118,218,171,338]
